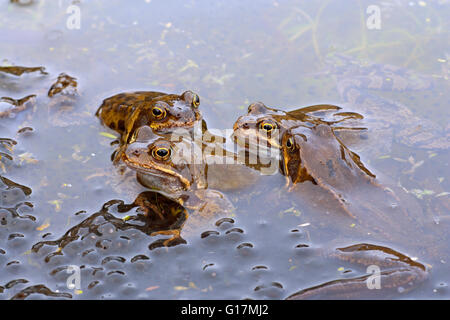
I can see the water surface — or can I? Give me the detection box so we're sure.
[0,0,449,299]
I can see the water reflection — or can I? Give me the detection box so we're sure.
[31,191,189,261]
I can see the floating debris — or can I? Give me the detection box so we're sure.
[284,207,301,216]
[99,132,118,139]
[48,200,62,212]
[410,189,435,199]
[174,286,189,291]
[0,95,36,118]
[48,73,78,97]
[36,219,50,231]
[436,192,450,198]
[145,285,159,291]
[0,66,47,76]
[298,222,310,227]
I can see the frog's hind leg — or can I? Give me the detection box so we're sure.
[291,106,366,129]
[286,104,342,121]
[111,144,127,164]
[149,229,187,249]
[148,211,190,249]
[286,243,428,300]
[293,104,342,114]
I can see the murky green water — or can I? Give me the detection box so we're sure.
[0,0,449,299]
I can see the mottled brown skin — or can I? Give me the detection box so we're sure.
[96,90,202,163]
[48,73,78,97]
[0,65,47,76]
[96,90,201,141]
[279,124,445,299]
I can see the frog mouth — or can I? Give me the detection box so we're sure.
[231,129,281,154]
[122,156,191,190]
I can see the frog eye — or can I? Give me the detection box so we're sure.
[151,146,171,161]
[286,137,295,150]
[151,106,166,120]
[259,121,277,133]
[192,94,200,108]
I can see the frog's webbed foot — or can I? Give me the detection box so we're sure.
[287,243,428,300]
[112,145,126,165]
[132,192,189,248]
[149,229,187,250]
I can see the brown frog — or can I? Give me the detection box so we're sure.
[96,90,202,161]
[279,124,448,299]
[120,125,260,243]
[233,105,447,298]
[232,101,364,154]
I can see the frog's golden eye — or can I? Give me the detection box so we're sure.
[192,94,200,108]
[259,121,276,133]
[151,146,171,161]
[151,106,166,120]
[286,137,295,150]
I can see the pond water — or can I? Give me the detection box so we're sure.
[0,0,449,299]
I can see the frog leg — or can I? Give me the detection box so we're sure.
[149,210,189,248]
[288,104,341,116]
[287,243,428,299]
[112,144,126,165]
[134,194,166,220]
[149,229,184,247]
[133,192,189,248]
[324,112,363,124]
[332,126,367,132]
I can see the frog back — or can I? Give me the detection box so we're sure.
[96,91,167,135]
